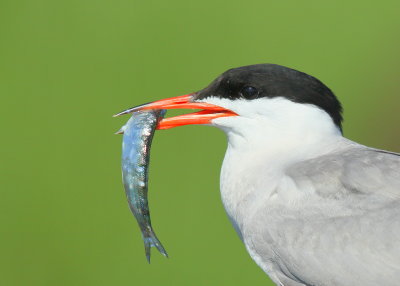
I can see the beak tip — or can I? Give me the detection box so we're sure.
[113,109,135,117]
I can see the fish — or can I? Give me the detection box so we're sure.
[118,109,168,262]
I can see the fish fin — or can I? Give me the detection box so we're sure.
[115,125,127,135]
[143,231,168,263]
[144,238,151,263]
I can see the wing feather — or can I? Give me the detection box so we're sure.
[287,146,400,199]
[248,145,400,286]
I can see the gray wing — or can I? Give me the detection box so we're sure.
[251,145,400,286]
[288,145,400,200]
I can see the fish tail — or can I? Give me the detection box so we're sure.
[143,231,168,263]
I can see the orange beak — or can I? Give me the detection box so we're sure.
[113,94,237,130]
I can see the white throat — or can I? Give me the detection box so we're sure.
[204,97,344,237]
[208,97,343,163]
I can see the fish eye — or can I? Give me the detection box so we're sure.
[240,86,259,99]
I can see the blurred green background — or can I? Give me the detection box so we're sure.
[1,1,399,285]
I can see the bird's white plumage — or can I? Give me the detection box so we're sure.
[201,97,400,286]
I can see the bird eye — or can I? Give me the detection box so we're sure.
[240,86,259,99]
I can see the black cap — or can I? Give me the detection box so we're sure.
[194,64,343,131]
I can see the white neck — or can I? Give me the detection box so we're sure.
[206,97,344,237]
[209,97,343,163]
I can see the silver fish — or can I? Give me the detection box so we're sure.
[119,109,167,262]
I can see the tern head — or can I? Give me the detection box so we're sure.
[115,64,343,144]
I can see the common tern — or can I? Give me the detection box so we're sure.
[115,64,400,286]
